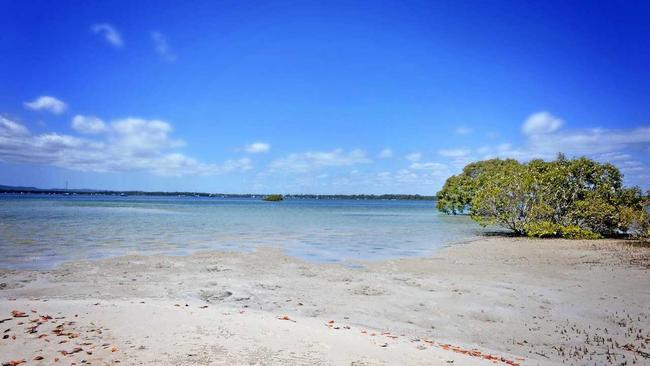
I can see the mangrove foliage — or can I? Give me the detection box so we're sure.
[436,154,650,240]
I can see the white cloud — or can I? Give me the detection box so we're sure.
[455,127,473,135]
[72,115,107,134]
[244,142,271,153]
[269,149,370,173]
[522,111,563,136]
[24,96,67,114]
[0,116,251,176]
[378,148,393,159]
[110,118,184,156]
[91,24,123,48]
[405,152,422,162]
[151,32,176,61]
[438,148,470,158]
[496,143,512,152]
[395,169,419,183]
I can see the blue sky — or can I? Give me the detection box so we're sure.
[1,0,649,194]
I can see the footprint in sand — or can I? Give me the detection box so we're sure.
[199,290,233,303]
[350,285,387,296]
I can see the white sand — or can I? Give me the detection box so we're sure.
[1,237,649,365]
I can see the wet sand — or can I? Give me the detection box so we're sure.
[1,237,649,365]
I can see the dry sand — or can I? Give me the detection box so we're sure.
[1,237,649,365]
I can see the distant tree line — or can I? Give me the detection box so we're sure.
[0,186,436,201]
[436,154,650,240]
[284,194,435,200]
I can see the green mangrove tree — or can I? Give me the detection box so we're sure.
[436,154,650,240]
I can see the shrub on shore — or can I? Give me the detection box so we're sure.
[436,154,650,240]
[263,194,284,202]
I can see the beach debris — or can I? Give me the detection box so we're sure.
[277,315,296,322]
[428,342,521,366]
[2,360,26,366]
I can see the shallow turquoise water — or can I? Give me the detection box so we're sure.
[0,194,483,269]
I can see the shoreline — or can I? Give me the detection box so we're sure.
[1,237,649,365]
[0,234,488,273]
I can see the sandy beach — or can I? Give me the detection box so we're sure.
[1,237,649,366]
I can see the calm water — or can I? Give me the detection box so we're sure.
[0,194,483,269]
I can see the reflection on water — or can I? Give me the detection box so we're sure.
[0,195,483,269]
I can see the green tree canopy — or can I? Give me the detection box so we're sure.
[263,194,284,202]
[436,154,649,240]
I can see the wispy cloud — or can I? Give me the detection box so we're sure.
[269,149,370,173]
[91,24,123,48]
[24,96,67,114]
[151,31,176,61]
[378,148,393,159]
[0,116,251,176]
[405,152,421,162]
[438,148,470,158]
[455,126,473,135]
[526,126,650,156]
[244,142,271,153]
[373,165,448,189]
[409,161,448,172]
[0,117,29,137]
